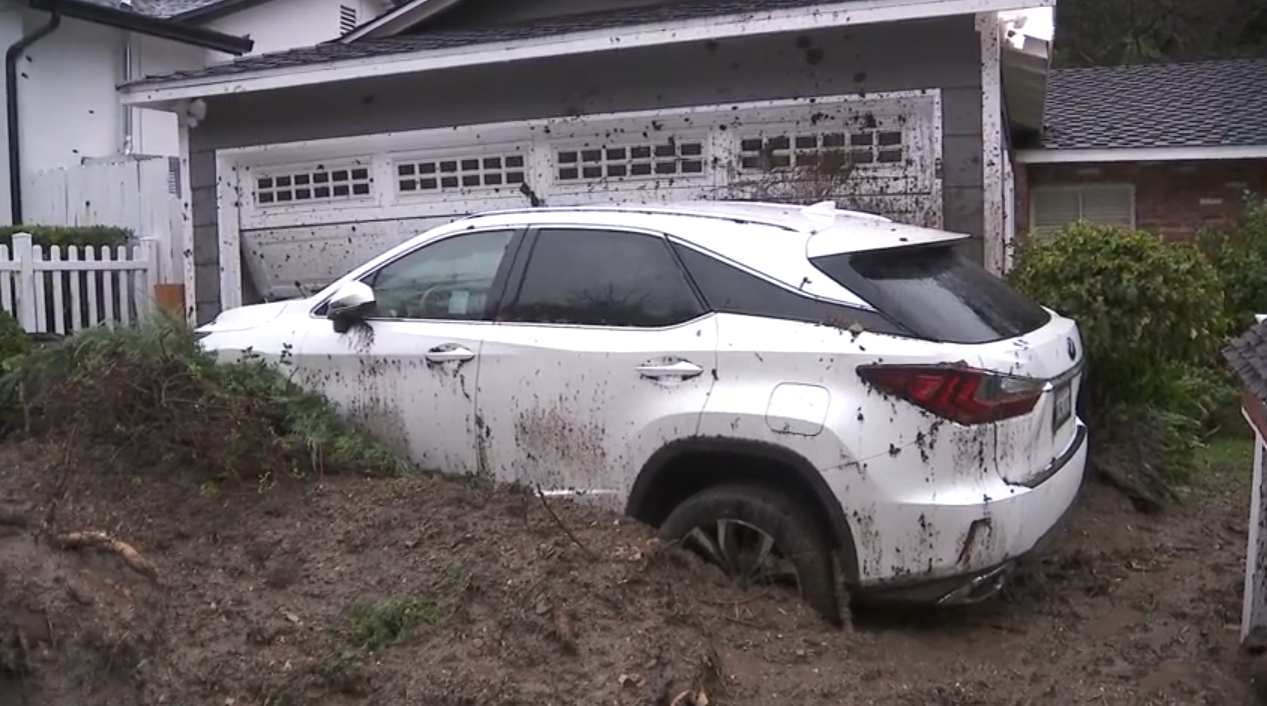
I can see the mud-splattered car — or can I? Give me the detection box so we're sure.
[196,200,1087,624]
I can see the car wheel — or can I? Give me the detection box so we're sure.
[659,483,841,625]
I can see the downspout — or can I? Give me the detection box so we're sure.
[5,8,62,225]
[121,32,134,155]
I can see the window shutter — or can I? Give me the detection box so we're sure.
[1030,185,1134,237]
[1030,189,1082,237]
[1079,185,1134,227]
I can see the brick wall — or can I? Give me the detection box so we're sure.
[1016,158,1267,241]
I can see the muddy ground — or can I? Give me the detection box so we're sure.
[1,434,1264,706]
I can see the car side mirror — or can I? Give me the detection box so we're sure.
[326,281,375,333]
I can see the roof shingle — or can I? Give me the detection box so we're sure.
[81,0,233,18]
[1042,59,1267,150]
[127,0,859,87]
[1226,320,1267,410]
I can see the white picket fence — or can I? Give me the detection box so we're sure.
[0,233,160,335]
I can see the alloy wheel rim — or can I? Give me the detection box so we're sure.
[684,518,802,594]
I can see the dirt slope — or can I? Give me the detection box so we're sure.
[1,436,1263,706]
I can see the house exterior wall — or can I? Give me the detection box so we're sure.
[19,14,124,173]
[1018,159,1267,241]
[17,13,205,169]
[130,0,394,159]
[186,15,986,321]
[133,35,207,158]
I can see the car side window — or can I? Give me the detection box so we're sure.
[502,228,704,327]
[671,241,906,335]
[363,229,515,320]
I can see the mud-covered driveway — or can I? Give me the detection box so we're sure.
[0,436,1262,706]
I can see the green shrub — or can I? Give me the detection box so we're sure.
[0,310,26,364]
[0,313,26,428]
[0,310,29,432]
[0,313,407,482]
[0,224,132,250]
[1197,193,1267,337]
[1009,222,1228,507]
[1010,221,1225,414]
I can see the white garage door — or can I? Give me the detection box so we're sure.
[231,92,942,301]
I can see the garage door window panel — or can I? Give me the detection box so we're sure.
[395,152,527,194]
[253,163,373,206]
[502,228,705,328]
[554,140,707,183]
[363,230,516,321]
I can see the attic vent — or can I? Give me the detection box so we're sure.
[167,156,181,197]
[339,5,357,34]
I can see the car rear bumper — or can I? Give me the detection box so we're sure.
[836,420,1089,604]
[858,472,1082,605]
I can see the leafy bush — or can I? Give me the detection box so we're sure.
[1009,222,1228,508]
[0,313,407,483]
[0,225,132,249]
[0,309,26,365]
[1197,193,1267,337]
[1010,221,1224,413]
[0,310,28,431]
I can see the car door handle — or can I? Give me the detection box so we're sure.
[425,344,475,363]
[636,359,704,379]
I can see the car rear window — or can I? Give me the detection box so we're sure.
[809,244,1051,344]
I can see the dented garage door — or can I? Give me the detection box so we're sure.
[232,92,943,301]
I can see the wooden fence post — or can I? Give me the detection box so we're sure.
[140,237,160,320]
[12,233,38,332]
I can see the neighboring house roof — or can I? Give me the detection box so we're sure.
[1225,318,1267,435]
[23,0,253,54]
[1017,58,1267,163]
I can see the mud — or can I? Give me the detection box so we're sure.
[1,437,1264,706]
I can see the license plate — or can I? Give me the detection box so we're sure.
[1052,381,1073,433]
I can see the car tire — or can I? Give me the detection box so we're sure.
[659,483,842,625]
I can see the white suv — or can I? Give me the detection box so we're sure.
[197,201,1088,623]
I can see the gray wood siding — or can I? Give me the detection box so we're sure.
[189,16,982,321]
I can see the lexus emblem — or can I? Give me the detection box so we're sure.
[1066,337,1077,361]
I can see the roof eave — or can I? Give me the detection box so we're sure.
[120,0,1056,107]
[28,0,253,55]
[1015,145,1267,164]
[1002,35,1049,137]
[171,0,276,23]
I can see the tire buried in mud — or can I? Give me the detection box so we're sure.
[659,483,841,625]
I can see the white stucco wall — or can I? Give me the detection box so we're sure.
[20,14,125,170]
[133,35,207,157]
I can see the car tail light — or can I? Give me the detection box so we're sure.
[856,363,1045,425]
